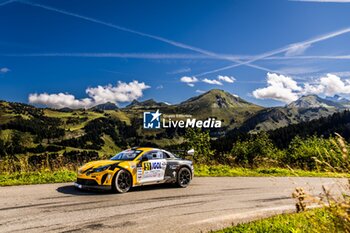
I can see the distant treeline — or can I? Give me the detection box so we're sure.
[211,110,350,152]
[1,104,350,173]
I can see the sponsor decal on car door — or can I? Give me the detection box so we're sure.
[139,152,167,183]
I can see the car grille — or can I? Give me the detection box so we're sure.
[76,178,98,186]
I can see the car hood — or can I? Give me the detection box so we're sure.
[79,160,120,171]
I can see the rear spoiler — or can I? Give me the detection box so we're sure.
[168,149,195,156]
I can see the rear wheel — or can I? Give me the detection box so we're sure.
[176,167,192,188]
[112,169,132,193]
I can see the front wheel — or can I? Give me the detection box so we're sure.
[112,169,132,193]
[176,167,192,188]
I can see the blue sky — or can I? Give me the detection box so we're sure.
[1,0,350,108]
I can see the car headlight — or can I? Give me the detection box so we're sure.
[93,165,110,173]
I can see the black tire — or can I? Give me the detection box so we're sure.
[176,167,192,188]
[112,169,132,193]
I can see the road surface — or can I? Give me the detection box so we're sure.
[0,177,347,233]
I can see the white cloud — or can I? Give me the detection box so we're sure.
[217,75,236,83]
[253,72,350,103]
[253,84,299,103]
[181,75,234,86]
[29,93,93,109]
[180,76,198,87]
[267,73,302,91]
[156,85,164,89]
[0,67,10,73]
[202,78,223,85]
[86,81,150,104]
[196,89,205,93]
[285,43,311,56]
[252,73,301,103]
[302,74,350,96]
[180,76,198,83]
[29,80,150,109]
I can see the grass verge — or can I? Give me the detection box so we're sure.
[0,165,348,186]
[213,208,339,233]
[0,170,76,186]
[194,164,350,178]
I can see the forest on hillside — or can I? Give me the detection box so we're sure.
[1,104,350,173]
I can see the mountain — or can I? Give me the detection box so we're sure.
[58,107,73,112]
[287,95,344,109]
[0,90,265,162]
[325,95,350,107]
[179,89,256,108]
[91,102,118,111]
[123,89,263,128]
[239,95,343,132]
[175,89,263,128]
[2,90,350,161]
[240,95,346,132]
[125,99,168,109]
[1,92,345,136]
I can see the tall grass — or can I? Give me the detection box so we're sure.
[0,155,79,186]
[291,133,350,232]
[0,154,81,173]
[213,208,339,233]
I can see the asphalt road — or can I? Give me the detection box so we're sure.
[0,177,347,233]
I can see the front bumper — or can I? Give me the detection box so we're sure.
[74,178,111,191]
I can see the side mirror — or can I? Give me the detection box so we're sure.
[141,156,148,162]
[187,149,195,156]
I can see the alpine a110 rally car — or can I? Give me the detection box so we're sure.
[74,147,194,193]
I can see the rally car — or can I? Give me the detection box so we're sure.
[74,147,194,193]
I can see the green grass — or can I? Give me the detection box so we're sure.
[0,170,76,186]
[100,134,121,158]
[213,208,340,233]
[194,164,350,178]
[0,165,347,186]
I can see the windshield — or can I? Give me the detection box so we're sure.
[110,149,142,161]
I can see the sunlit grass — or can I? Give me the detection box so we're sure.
[0,164,347,186]
[194,164,350,178]
[0,170,76,186]
[213,208,338,233]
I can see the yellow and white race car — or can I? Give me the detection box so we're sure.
[74,147,194,193]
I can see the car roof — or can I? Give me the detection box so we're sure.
[132,147,159,152]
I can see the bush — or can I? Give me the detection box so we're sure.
[231,132,283,167]
[184,128,215,163]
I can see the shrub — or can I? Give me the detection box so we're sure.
[231,132,282,167]
[184,128,215,163]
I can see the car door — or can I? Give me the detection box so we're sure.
[137,150,167,184]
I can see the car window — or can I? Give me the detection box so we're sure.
[162,151,172,159]
[110,149,142,161]
[142,150,163,160]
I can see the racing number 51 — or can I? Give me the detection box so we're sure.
[143,162,151,171]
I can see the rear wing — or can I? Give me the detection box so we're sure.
[168,149,195,158]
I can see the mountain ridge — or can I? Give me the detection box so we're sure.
[1,89,349,134]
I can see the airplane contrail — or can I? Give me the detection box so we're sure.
[1,53,213,59]
[195,27,350,76]
[5,1,350,76]
[15,0,276,73]
[14,2,233,61]
[0,0,15,7]
[3,52,350,61]
[291,0,350,2]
